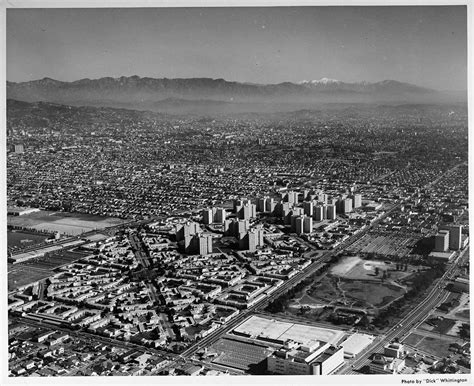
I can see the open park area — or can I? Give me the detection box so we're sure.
[288,256,419,311]
[330,256,416,282]
[8,210,127,236]
[8,249,89,291]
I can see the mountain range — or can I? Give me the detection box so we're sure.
[7,76,463,114]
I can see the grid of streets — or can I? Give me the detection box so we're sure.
[7,102,470,377]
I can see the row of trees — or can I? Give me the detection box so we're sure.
[458,323,470,341]
[265,262,332,314]
[373,263,446,328]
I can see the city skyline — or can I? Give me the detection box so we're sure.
[7,6,467,90]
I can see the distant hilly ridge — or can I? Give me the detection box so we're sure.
[7,76,462,114]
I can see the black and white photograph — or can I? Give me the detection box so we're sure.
[2,1,472,384]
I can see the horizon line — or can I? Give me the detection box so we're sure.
[8,75,469,93]
[7,75,442,89]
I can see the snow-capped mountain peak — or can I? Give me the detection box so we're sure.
[300,77,341,85]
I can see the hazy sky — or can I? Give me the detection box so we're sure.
[7,6,467,90]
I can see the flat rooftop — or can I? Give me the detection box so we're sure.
[233,316,345,346]
[340,333,375,357]
[428,251,455,261]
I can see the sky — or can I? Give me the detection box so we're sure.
[6,6,468,90]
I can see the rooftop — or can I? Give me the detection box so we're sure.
[233,316,345,347]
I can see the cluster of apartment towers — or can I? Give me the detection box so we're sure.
[175,189,362,256]
[434,225,463,252]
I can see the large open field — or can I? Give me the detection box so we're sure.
[8,264,53,291]
[289,256,409,310]
[274,255,443,328]
[306,276,340,304]
[330,256,415,282]
[340,281,404,308]
[289,265,406,312]
[7,230,50,248]
[8,249,89,291]
[8,211,126,236]
[403,333,426,347]
[405,335,455,358]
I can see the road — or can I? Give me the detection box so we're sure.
[9,162,467,373]
[128,233,151,268]
[335,161,468,374]
[179,256,332,359]
[9,203,214,258]
[336,248,465,375]
[8,218,140,255]
[179,201,405,360]
[183,161,466,368]
[11,315,175,360]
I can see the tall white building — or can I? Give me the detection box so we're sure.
[303,217,313,233]
[238,220,249,234]
[202,209,213,224]
[352,194,362,209]
[257,197,267,212]
[214,208,226,224]
[318,193,328,204]
[293,207,304,216]
[314,205,324,221]
[326,205,336,220]
[449,225,462,250]
[338,198,353,214]
[265,197,276,213]
[303,201,314,217]
[198,234,213,256]
[240,228,264,252]
[282,191,299,206]
[434,230,449,252]
[295,216,305,234]
[237,203,256,220]
[301,190,310,202]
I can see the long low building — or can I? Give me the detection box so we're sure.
[8,245,64,264]
[340,333,375,358]
[232,316,345,347]
[8,207,41,216]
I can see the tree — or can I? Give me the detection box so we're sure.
[459,324,470,341]
[357,315,370,328]
[299,306,309,315]
[266,299,285,313]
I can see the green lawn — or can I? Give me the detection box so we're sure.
[403,333,425,347]
[341,281,403,308]
[417,336,455,358]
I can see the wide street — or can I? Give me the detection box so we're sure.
[7,162,469,375]
[180,161,468,367]
[337,245,468,375]
[180,200,407,360]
